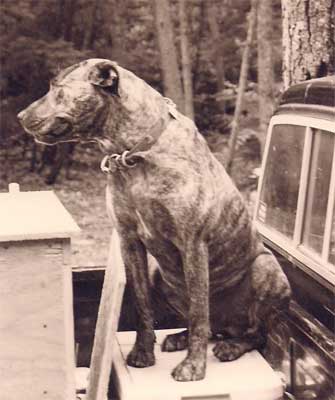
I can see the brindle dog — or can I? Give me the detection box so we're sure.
[18,59,290,382]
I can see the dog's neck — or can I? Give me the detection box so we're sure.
[98,69,172,154]
[103,101,170,154]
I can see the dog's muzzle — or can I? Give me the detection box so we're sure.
[19,112,74,144]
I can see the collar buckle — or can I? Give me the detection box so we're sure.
[100,151,136,174]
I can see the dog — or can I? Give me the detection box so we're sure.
[18,59,291,382]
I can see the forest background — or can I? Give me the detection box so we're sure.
[0,0,333,267]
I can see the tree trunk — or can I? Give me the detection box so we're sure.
[282,0,335,88]
[82,0,101,49]
[226,0,258,174]
[257,0,274,155]
[54,0,66,39]
[178,0,194,119]
[207,0,226,115]
[153,0,184,113]
[192,0,206,90]
[103,0,128,65]
[63,0,77,42]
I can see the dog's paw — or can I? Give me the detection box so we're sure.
[161,329,188,352]
[213,339,249,362]
[126,346,155,368]
[171,356,206,381]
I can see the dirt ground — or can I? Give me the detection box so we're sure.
[0,127,261,268]
[1,145,112,268]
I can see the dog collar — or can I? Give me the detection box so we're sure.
[100,97,178,174]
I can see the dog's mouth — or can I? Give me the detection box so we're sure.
[20,115,101,147]
[24,116,77,145]
[34,129,99,147]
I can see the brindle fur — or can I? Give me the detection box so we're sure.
[18,59,291,382]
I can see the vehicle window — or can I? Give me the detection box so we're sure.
[258,124,306,238]
[329,204,335,265]
[302,130,334,255]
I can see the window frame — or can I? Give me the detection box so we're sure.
[254,114,335,286]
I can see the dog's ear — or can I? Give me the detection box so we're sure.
[88,61,119,95]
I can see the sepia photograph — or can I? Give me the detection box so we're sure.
[0,0,334,399]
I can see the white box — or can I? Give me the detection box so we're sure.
[0,187,80,400]
[112,329,284,400]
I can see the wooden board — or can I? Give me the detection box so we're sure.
[0,239,76,400]
[0,190,80,242]
[86,230,126,400]
[113,329,284,400]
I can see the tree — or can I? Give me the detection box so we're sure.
[207,0,227,115]
[101,0,128,64]
[51,0,66,39]
[226,0,258,174]
[63,0,78,42]
[282,0,335,88]
[82,0,101,49]
[153,0,184,112]
[257,0,275,154]
[178,0,194,119]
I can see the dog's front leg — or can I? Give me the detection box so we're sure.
[120,234,156,368]
[172,240,209,381]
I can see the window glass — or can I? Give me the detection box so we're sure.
[302,130,334,255]
[328,203,335,265]
[258,124,306,237]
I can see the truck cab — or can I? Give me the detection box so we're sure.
[254,76,335,399]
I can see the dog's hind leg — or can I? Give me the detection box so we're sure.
[162,329,216,352]
[213,249,290,362]
[212,302,267,361]
[162,329,189,352]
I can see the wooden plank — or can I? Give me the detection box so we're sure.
[86,230,126,400]
[0,239,76,400]
[0,190,80,242]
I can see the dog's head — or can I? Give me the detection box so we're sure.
[17,59,121,145]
